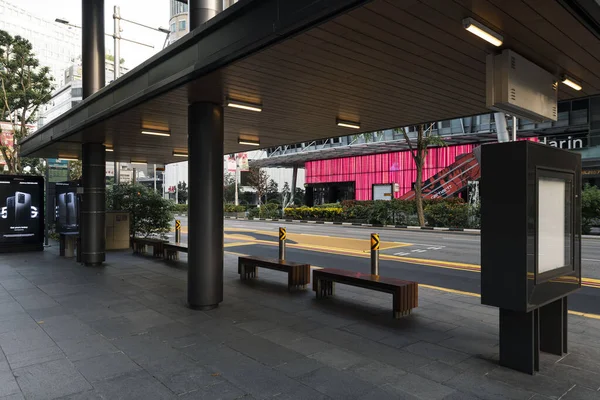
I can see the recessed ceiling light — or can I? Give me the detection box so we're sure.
[462,17,503,47]
[238,137,260,146]
[105,147,114,152]
[58,156,79,161]
[227,98,262,112]
[130,160,147,165]
[172,151,188,157]
[141,129,171,137]
[336,119,361,129]
[561,75,582,91]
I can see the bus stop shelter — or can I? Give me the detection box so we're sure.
[20,0,600,310]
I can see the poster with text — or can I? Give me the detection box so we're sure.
[0,175,44,249]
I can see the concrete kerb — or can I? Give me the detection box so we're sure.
[224,216,482,234]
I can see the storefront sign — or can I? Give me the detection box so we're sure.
[539,134,587,150]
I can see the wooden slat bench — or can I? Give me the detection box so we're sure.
[132,237,167,258]
[164,243,188,261]
[238,256,310,291]
[313,268,418,319]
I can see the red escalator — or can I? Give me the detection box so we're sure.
[400,148,481,200]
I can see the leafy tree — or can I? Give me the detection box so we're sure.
[106,183,174,238]
[223,172,237,203]
[395,124,447,226]
[69,160,82,180]
[177,181,188,204]
[294,187,305,206]
[0,31,53,174]
[582,183,600,234]
[247,166,269,205]
[266,179,279,203]
[105,54,125,65]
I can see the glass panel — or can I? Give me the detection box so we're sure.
[537,177,571,273]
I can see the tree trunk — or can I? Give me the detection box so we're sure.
[415,160,425,226]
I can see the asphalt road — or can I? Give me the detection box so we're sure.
[166,217,600,315]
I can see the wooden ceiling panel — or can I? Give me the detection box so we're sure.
[26,0,600,163]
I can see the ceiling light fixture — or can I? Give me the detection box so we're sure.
[238,137,260,146]
[227,98,262,112]
[58,156,79,162]
[336,119,361,129]
[172,151,188,157]
[130,160,147,165]
[462,17,503,47]
[141,129,171,137]
[561,75,582,91]
[105,147,114,152]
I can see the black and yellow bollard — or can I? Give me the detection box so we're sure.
[279,227,287,260]
[371,233,380,276]
[175,220,181,243]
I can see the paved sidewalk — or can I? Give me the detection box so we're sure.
[0,245,599,399]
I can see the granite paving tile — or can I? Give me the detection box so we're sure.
[5,345,65,370]
[0,372,20,398]
[308,348,365,370]
[74,351,141,382]
[57,334,119,362]
[92,370,176,400]
[297,366,376,399]
[13,358,92,400]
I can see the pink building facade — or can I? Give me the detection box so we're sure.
[305,144,476,201]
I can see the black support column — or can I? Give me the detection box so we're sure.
[189,0,223,30]
[81,143,106,266]
[82,0,105,99]
[187,103,224,309]
[80,0,106,266]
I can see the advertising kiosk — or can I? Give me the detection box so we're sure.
[481,141,581,374]
[0,175,44,253]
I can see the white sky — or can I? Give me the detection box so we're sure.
[18,0,171,68]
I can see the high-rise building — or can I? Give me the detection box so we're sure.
[167,0,239,46]
[0,0,81,89]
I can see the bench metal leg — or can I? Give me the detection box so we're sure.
[315,279,334,298]
[239,262,257,280]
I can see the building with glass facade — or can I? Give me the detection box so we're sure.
[0,0,81,89]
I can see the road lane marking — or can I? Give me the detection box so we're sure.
[583,258,600,262]
[411,249,427,253]
[420,284,600,320]
[223,232,600,290]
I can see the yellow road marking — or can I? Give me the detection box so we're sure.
[224,242,256,248]
[420,284,600,320]
[223,228,600,290]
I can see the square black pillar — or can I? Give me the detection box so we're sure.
[81,143,106,266]
[540,297,568,356]
[499,308,540,375]
[187,102,224,310]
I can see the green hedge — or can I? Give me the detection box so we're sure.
[248,203,280,219]
[283,198,480,229]
[224,204,246,213]
[173,204,188,214]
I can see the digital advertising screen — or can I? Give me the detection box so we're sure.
[0,175,44,251]
[55,181,79,233]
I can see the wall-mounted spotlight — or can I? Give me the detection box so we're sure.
[227,98,262,112]
[238,137,260,146]
[462,17,503,47]
[561,75,582,91]
[336,118,361,129]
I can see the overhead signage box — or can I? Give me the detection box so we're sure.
[486,49,558,122]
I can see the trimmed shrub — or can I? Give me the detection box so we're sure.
[223,204,246,213]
